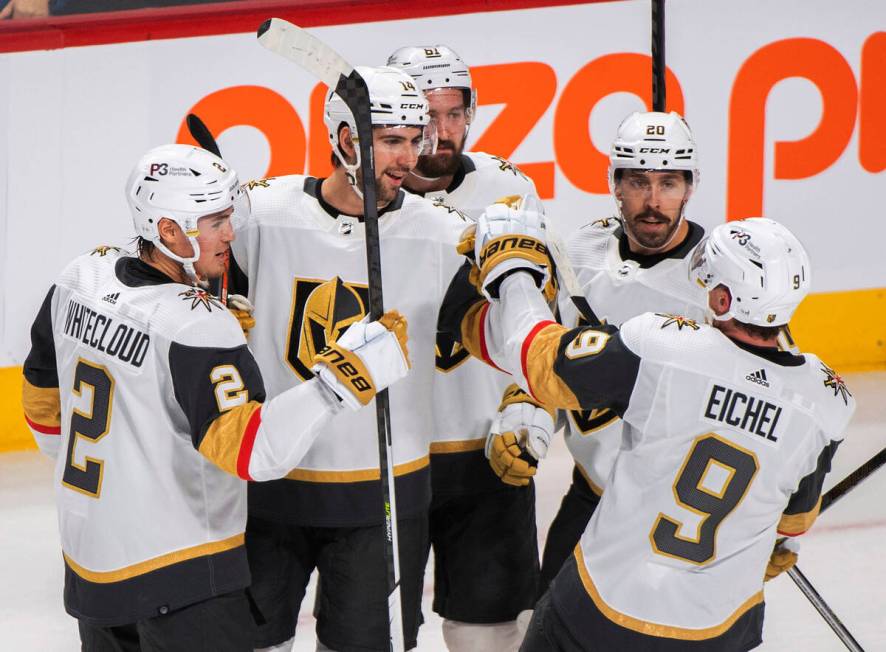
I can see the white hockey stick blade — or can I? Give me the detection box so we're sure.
[257,18,353,89]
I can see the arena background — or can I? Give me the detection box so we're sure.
[0,1,883,445]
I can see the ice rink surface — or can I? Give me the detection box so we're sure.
[2,372,884,651]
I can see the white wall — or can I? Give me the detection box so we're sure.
[1,0,883,364]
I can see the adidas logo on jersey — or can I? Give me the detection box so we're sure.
[745,369,770,388]
[101,292,120,306]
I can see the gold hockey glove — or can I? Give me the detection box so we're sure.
[228,294,255,336]
[765,538,799,581]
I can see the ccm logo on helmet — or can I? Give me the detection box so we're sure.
[638,147,671,153]
[400,103,425,109]
[318,346,372,394]
[478,237,548,267]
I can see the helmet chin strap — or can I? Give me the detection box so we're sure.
[407,169,443,182]
[154,236,202,284]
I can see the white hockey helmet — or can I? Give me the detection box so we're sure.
[386,45,476,120]
[689,218,811,326]
[324,65,434,193]
[608,111,699,194]
[126,144,239,280]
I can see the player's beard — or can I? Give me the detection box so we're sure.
[623,207,683,250]
[413,137,464,178]
[363,165,409,205]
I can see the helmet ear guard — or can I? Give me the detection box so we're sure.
[689,218,811,327]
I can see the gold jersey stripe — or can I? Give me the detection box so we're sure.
[64,533,244,584]
[430,439,486,454]
[198,401,262,477]
[459,300,495,367]
[285,455,430,483]
[525,323,581,409]
[21,377,61,428]
[573,545,763,640]
[777,497,822,536]
[575,462,603,497]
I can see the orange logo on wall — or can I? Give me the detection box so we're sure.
[177,33,884,213]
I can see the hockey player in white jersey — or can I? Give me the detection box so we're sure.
[441,201,855,650]
[509,111,708,598]
[387,44,551,649]
[21,144,410,652]
[229,66,467,651]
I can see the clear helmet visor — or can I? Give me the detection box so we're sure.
[367,122,437,159]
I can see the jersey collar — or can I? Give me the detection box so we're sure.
[616,220,705,269]
[115,256,179,287]
[305,176,405,222]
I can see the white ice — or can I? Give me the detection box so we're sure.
[2,371,884,650]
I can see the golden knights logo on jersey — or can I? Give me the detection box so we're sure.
[285,276,369,381]
[179,288,223,312]
[90,245,123,257]
[821,362,851,405]
[655,313,700,331]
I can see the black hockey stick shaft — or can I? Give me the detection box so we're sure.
[783,447,885,650]
[338,70,406,652]
[651,0,666,112]
[821,446,886,513]
[787,567,865,651]
[254,19,406,650]
[186,113,222,157]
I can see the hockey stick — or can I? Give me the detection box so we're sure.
[786,566,864,651]
[546,228,601,327]
[651,0,666,112]
[256,18,405,651]
[781,446,886,651]
[185,113,229,305]
[821,446,886,513]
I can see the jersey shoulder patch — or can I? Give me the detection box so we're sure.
[467,152,535,187]
[241,174,308,223]
[395,193,467,244]
[166,287,245,349]
[88,245,127,258]
[619,311,715,362]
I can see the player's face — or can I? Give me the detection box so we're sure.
[414,89,469,178]
[366,125,423,204]
[193,207,235,280]
[615,170,691,250]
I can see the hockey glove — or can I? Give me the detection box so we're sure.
[765,538,799,582]
[227,294,256,336]
[459,217,558,304]
[485,383,557,486]
[474,195,551,301]
[312,311,410,411]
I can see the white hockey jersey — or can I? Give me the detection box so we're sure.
[557,218,707,494]
[416,152,538,493]
[460,274,855,646]
[21,248,341,625]
[232,175,466,525]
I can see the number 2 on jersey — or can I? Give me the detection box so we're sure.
[62,359,115,498]
[650,434,759,564]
